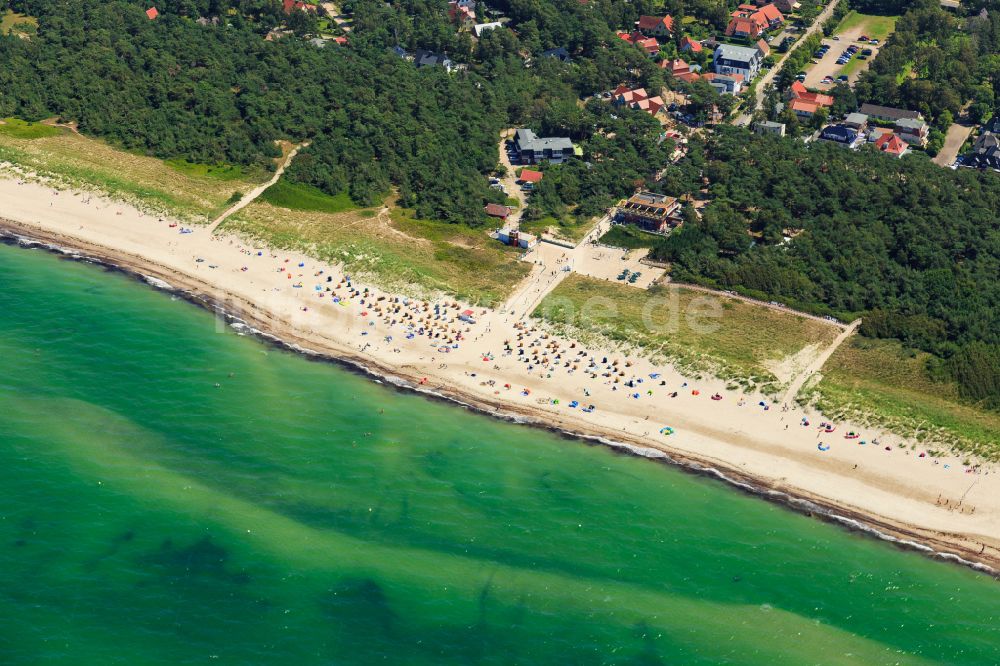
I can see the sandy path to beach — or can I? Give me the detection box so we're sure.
[2,174,998,572]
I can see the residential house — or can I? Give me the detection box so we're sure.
[755,120,786,136]
[542,46,572,62]
[819,124,861,148]
[635,15,674,37]
[789,98,821,118]
[146,6,159,19]
[618,31,660,55]
[513,129,575,164]
[413,50,455,71]
[702,72,744,94]
[874,131,908,158]
[484,203,512,220]
[858,103,922,123]
[772,0,799,13]
[611,85,666,116]
[964,132,1000,170]
[844,112,868,130]
[448,0,476,27]
[616,192,682,234]
[788,81,833,109]
[473,21,503,37]
[726,3,783,38]
[893,117,929,146]
[332,36,348,45]
[308,37,329,48]
[713,43,763,80]
[680,36,703,53]
[755,38,770,57]
[660,59,691,77]
[517,169,543,185]
[282,0,317,13]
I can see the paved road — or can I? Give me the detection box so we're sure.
[734,0,844,126]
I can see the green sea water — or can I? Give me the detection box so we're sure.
[0,240,998,665]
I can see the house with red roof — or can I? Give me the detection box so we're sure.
[874,132,908,158]
[283,0,317,14]
[726,3,783,38]
[518,169,543,184]
[145,7,159,19]
[789,98,821,117]
[611,85,666,117]
[635,15,674,37]
[484,203,512,219]
[660,59,691,77]
[618,31,660,55]
[680,36,703,53]
[448,0,476,27]
[788,80,834,108]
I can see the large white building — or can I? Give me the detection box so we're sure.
[713,44,763,80]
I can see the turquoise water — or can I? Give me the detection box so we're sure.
[0,240,997,665]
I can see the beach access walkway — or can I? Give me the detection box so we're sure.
[781,317,861,404]
[207,142,307,234]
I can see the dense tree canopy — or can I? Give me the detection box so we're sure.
[652,127,1000,406]
[0,0,667,223]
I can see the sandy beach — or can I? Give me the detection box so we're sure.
[2,174,999,574]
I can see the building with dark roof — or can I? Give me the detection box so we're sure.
[858,104,922,122]
[964,132,1000,170]
[513,129,575,164]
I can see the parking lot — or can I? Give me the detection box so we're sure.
[802,32,879,90]
[802,12,896,90]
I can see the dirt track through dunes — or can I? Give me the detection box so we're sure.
[208,143,306,233]
[782,318,861,404]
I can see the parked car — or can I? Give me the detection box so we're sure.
[837,75,849,82]
[870,38,879,44]
[796,72,807,81]
[858,35,869,42]
[861,48,873,56]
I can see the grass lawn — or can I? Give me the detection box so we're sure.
[0,126,269,220]
[806,338,1000,460]
[164,158,249,182]
[222,201,529,305]
[1,10,37,36]
[533,274,840,392]
[835,11,897,41]
[599,225,662,250]
[520,215,598,244]
[0,118,60,140]
[260,180,358,214]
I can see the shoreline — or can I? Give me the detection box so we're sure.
[3,221,998,578]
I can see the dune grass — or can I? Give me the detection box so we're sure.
[0,128,268,220]
[532,274,840,392]
[260,180,358,214]
[805,337,1000,459]
[222,201,529,304]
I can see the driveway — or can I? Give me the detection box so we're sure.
[933,120,974,167]
[497,130,528,226]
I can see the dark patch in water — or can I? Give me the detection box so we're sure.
[139,536,251,586]
[320,577,397,637]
